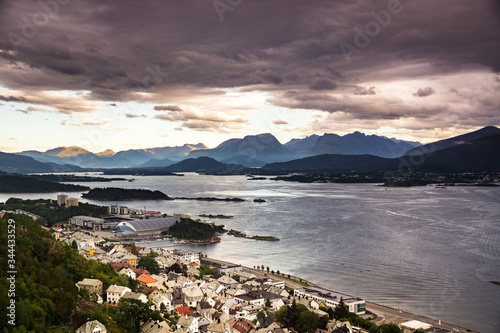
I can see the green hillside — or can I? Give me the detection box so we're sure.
[0,216,161,332]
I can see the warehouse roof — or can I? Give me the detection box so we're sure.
[115,217,180,233]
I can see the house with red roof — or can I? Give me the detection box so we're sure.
[137,274,157,287]
[176,305,195,317]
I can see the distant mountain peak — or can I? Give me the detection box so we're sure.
[185,143,207,150]
[45,146,92,157]
[96,149,116,156]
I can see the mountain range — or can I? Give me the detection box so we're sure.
[1,127,499,173]
[0,152,82,174]
[186,132,421,167]
[264,131,500,172]
[19,143,207,168]
[14,131,423,168]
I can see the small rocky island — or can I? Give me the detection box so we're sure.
[198,214,234,219]
[227,229,279,241]
[174,197,245,202]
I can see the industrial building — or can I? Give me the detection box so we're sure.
[69,215,118,231]
[114,217,180,236]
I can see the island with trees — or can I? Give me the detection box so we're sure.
[162,217,225,243]
[82,187,173,201]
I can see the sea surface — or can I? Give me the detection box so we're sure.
[2,173,500,333]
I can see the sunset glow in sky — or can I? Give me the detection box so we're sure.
[1,0,499,153]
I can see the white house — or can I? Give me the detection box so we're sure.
[119,267,136,279]
[76,320,107,333]
[173,249,200,264]
[151,294,172,312]
[106,285,131,305]
[122,291,148,303]
[177,315,199,333]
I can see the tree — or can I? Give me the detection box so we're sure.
[261,265,264,270]
[296,310,319,333]
[131,242,137,255]
[266,266,270,273]
[147,250,159,258]
[198,264,215,278]
[379,323,402,333]
[167,263,183,274]
[275,301,319,333]
[265,298,271,308]
[277,270,280,275]
[137,256,160,275]
[257,310,266,319]
[128,276,139,292]
[333,297,350,320]
[115,298,153,331]
[271,270,275,274]
[71,240,78,250]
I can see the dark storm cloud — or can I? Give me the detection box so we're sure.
[413,87,436,97]
[353,86,376,95]
[0,0,498,126]
[0,95,31,103]
[154,105,184,112]
[309,79,337,91]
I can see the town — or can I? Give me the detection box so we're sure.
[1,194,472,333]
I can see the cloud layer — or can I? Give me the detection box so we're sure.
[0,0,499,142]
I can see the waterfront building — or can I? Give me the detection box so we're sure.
[219,265,243,275]
[399,320,432,332]
[173,249,201,264]
[114,217,180,236]
[294,286,366,315]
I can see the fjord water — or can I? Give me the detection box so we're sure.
[4,173,499,332]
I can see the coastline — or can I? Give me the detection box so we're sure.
[202,257,480,333]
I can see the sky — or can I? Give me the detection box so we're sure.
[1,0,499,153]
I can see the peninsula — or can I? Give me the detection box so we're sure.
[0,174,90,193]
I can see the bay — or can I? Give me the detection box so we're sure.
[2,173,499,333]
